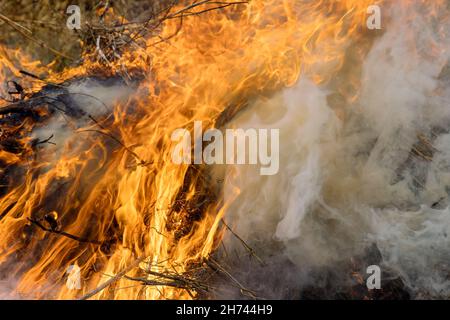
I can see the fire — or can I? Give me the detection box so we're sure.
[1,0,434,299]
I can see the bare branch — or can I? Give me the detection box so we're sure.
[27,217,115,246]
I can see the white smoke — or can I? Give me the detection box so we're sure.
[0,279,21,300]
[30,78,133,150]
[216,1,450,299]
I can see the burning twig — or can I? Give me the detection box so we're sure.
[34,134,56,146]
[78,115,150,167]
[124,270,209,294]
[19,70,61,87]
[166,1,248,19]
[145,269,209,292]
[27,217,115,246]
[81,0,248,65]
[78,257,145,300]
[0,103,34,116]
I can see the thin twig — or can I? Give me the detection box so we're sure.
[206,257,258,299]
[78,257,145,300]
[34,134,56,146]
[221,219,265,266]
[27,217,114,246]
[0,13,74,60]
[77,115,150,166]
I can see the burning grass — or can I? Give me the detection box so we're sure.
[0,0,449,300]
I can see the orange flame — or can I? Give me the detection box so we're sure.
[1,0,431,299]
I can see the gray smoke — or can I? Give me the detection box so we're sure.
[214,1,450,299]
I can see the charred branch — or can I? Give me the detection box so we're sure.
[27,217,116,246]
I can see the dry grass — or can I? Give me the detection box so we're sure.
[0,1,170,70]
